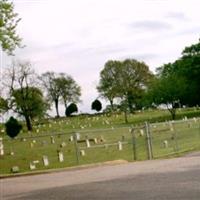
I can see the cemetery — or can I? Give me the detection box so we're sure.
[0,109,200,176]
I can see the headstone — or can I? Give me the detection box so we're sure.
[32,140,36,144]
[94,138,98,144]
[80,150,85,156]
[69,135,73,142]
[11,166,19,173]
[0,138,4,156]
[60,142,66,148]
[118,141,123,151]
[86,139,90,148]
[36,129,40,133]
[163,140,168,148]
[30,142,34,148]
[43,155,49,166]
[58,151,64,162]
[33,160,39,164]
[51,136,55,144]
[193,117,197,123]
[30,162,36,170]
[75,133,81,140]
[10,151,14,156]
[140,129,144,136]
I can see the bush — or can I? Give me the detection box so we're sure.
[91,99,102,112]
[5,117,22,138]
[65,103,78,116]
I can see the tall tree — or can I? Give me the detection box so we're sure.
[40,72,61,118]
[98,59,153,123]
[97,60,121,111]
[0,0,22,54]
[4,61,48,131]
[147,75,187,120]
[57,74,81,109]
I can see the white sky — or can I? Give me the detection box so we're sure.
[2,0,200,114]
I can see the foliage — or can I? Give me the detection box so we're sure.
[0,0,22,54]
[4,61,48,131]
[91,99,102,112]
[65,103,78,116]
[97,59,153,122]
[0,96,8,113]
[5,116,22,138]
[56,74,81,109]
[40,72,81,118]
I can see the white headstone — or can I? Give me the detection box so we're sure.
[86,139,90,148]
[11,166,19,173]
[75,133,81,140]
[30,162,36,170]
[140,129,144,136]
[43,155,49,166]
[0,138,4,156]
[80,150,85,156]
[60,142,66,148]
[58,152,64,162]
[94,138,98,144]
[118,141,123,151]
[69,135,74,142]
[163,140,168,148]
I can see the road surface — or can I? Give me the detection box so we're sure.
[1,152,200,200]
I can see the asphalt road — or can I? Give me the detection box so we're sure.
[1,152,200,200]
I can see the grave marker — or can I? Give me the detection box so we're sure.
[163,140,168,148]
[118,141,123,151]
[29,162,36,170]
[86,139,90,148]
[58,151,64,162]
[11,166,19,173]
[0,138,4,156]
[80,150,85,156]
[43,155,49,166]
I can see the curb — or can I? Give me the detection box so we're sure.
[0,159,128,179]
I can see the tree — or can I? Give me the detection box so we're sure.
[98,59,153,123]
[0,96,8,113]
[97,60,121,111]
[147,75,187,120]
[0,0,22,54]
[40,72,61,118]
[4,60,48,131]
[65,103,78,117]
[57,74,81,109]
[11,87,49,130]
[91,99,102,112]
[5,116,22,138]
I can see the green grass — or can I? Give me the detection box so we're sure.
[0,108,200,175]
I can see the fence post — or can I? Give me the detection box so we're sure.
[131,128,137,161]
[73,133,80,165]
[145,122,153,160]
[147,122,154,159]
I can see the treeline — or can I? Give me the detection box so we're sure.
[0,61,81,131]
[97,39,200,121]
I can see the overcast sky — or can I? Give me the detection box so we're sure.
[3,0,200,114]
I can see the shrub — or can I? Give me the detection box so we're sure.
[91,99,102,112]
[5,117,22,138]
[65,103,78,116]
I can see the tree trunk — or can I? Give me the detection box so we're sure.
[169,108,176,120]
[109,99,114,112]
[55,99,60,118]
[25,115,32,131]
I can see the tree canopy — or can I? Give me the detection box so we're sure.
[0,0,22,54]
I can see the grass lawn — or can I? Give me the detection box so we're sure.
[0,108,200,175]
